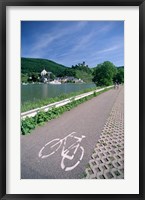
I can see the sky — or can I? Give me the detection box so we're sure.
[21,21,124,67]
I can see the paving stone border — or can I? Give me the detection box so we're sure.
[84,86,124,179]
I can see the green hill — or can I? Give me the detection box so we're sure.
[21,57,69,76]
[21,57,93,83]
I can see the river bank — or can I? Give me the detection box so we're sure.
[21,84,96,112]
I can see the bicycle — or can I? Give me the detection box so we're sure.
[38,132,86,171]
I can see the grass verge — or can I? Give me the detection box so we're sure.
[21,87,112,135]
[21,87,99,112]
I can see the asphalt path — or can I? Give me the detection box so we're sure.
[21,87,122,179]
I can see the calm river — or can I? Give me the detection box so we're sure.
[21,83,96,103]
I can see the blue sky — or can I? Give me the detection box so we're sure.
[21,21,124,67]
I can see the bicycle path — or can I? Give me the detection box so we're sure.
[21,86,123,179]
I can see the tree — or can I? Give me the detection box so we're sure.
[28,72,39,82]
[31,73,38,82]
[71,62,92,74]
[21,73,28,83]
[58,69,76,77]
[113,68,124,84]
[92,61,117,86]
[50,73,55,80]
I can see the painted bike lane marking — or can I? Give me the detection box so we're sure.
[38,132,86,171]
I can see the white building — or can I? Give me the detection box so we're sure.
[41,69,47,77]
[40,69,52,83]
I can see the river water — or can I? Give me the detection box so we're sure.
[21,83,96,103]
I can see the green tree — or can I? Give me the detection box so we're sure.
[28,72,39,82]
[71,62,92,74]
[21,73,28,83]
[113,68,124,84]
[92,61,117,86]
[32,73,38,82]
[58,69,76,77]
[50,73,55,80]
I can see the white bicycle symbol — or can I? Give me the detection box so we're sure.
[38,132,86,171]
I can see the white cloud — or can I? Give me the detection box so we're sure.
[70,32,94,53]
[30,21,88,54]
[97,45,121,54]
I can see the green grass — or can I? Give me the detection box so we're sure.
[21,87,112,135]
[21,87,98,112]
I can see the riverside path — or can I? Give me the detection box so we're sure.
[21,86,124,179]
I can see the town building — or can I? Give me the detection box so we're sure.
[40,69,52,83]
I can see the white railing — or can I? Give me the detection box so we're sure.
[21,85,113,119]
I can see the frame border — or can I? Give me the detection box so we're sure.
[0,0,144,199]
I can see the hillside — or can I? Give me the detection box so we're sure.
[21,57,93,83]
[21,57,69,76]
